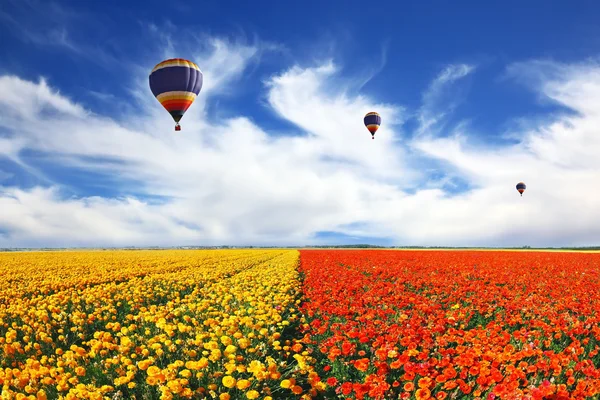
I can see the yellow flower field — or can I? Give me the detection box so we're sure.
[0,250,320,400]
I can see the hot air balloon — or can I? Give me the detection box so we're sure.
[364,112,381,139]
[516,182,526,196]
[149,58,203,131]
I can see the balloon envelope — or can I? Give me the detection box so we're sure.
[149,58,203,129]
[516,182,526,195]
[364,112,381,139]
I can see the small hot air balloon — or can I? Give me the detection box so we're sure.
[516,182,526,197]
[364,112,381,139]
[149,58,203,131]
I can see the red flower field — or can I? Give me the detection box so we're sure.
[297,250,600,400]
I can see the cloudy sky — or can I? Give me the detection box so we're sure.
[1,0,600,247]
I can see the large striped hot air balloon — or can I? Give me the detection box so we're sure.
[364,112,381,140]
[149,58,203,131]
[516,182,526,197]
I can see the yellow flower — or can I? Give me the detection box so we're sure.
[179,369,192,378]
[236,379,251,390]
[225,363,237,374]
[196,357,209,369]
[147,366,161,376]
[280,379,292,389]
[220,336,233,346]
[146,376,158,385]
[236,365,247,373]
[293,354,307,369]
[167,380,183,394]
[0,249,308,400]
[138,359,152,371]
[224,344,237,354]
[222,376,236,388]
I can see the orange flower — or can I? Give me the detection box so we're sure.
[353,358,370,372]
[297,249,600,400]
[418,377,432,389]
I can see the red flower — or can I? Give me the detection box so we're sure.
[341,382,353,395]
[297,249,600,400]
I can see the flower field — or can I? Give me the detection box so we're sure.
[0,250,319,400]
[2,249,600,399]
[298,250,600,400]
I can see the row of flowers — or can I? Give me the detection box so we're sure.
[297,250,600,400]
[0,250,321,399]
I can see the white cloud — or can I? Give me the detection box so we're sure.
[197,38,260,95]
[409,60,600,246]
[0,46,600,247]
[0,187,201,247]
[416,63,476,136]
[435,64,475,85]
[265,62,410,181]
[0,76,87,120]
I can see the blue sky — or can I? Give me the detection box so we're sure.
[1,0,600,247]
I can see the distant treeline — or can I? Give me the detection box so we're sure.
[2,245,600,251]
[303,244,386,248]
[304,246,600,250]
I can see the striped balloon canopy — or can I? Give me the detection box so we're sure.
[364,112,381,139]
[149,58,203,131]
[516,182,526,196]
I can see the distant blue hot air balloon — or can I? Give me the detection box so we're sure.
[149,58,203,131]
[516,182,526,197]
[364,112,381,139]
